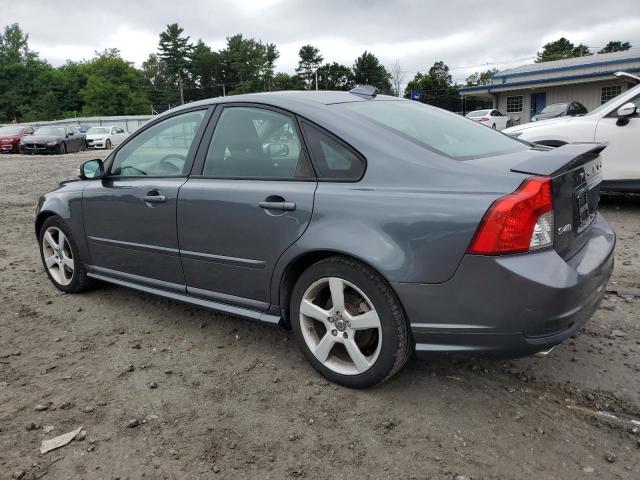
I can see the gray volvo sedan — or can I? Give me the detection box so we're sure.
[35,87,615,388]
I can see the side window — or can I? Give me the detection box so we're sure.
[301,122,365,181]
[110,110,206,177]
[203,107,308,179]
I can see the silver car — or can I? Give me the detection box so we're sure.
[35,88,615,388]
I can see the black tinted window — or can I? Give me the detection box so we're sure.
[203,107,307,179]
[301,123,365,181]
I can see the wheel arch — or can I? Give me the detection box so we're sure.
[276,249,395,328]
[35,210,59,237]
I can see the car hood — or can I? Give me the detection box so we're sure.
[86,133,108,139]
[504,115,576,134]
[22,135,63,143]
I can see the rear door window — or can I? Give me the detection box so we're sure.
[300,122,365,181]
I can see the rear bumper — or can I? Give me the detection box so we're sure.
[392,213,615,358]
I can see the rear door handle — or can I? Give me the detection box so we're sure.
[259,201,296,211]
[143,195,166,203]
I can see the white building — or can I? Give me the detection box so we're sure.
[459,50,640,124]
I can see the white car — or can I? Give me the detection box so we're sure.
[504,74,640,192]
[85,126,129,149]
[465,109,509,130]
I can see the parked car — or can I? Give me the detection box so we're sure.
[35,88,615,388]
[531,101,588,122]
[505,74,640,192]
[71,127,88,150]
[20,126,86,154]
[465,109,509,130]
[0,125,35,153]
[85,126,129,149]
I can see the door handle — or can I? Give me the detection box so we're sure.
[143,195,166,203]
[259,201,296,211]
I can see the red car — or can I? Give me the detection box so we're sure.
[0,125,35,153]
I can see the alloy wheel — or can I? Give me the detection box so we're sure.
[299,277,382,375]
[42,226,74,286]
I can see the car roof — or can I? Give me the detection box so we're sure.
[159,90,405,118]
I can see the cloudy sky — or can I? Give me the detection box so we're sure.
[11,0,640,84]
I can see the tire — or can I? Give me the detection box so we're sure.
[290,256,411,388]
[106,139,112,150]
[81,140,87,151]
[491,123,496,129]
[38,216,93,293]
[58,142,66,155]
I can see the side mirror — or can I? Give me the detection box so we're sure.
[79,159,104,180]
[617,102,637,118]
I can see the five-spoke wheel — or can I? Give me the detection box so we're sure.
[291,256,411,388]
[42,226,74,286]
[39,216,92,293]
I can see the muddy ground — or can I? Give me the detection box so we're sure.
[0,151,639,480]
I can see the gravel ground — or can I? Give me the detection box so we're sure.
[1,151,639,480]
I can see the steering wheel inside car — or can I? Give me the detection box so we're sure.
[152,154,186,175]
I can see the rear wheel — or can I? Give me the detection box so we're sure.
[290,256,411,388]
[39,216,93,293]
[492,123,496,129]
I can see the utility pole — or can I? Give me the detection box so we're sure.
[315,69,318,91]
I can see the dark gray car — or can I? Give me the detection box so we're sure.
[35,89,615,388]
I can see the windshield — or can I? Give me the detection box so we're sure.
[466,110,490,117]
[540,103,567,114]
[35,127,65,136]
[0,126,24,134]
[340,100,527,159]
[88,127,109,134]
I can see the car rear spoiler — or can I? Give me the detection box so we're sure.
[510,142,607,177]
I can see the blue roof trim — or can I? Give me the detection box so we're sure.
[493,55,640,79]
[458,67,640,94]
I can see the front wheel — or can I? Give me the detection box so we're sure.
[105,139,112,149]
[290,257,411,388]
[58,142,66,155]
[39,216,93,293]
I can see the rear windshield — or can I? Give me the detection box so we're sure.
[340,100,527,159]
[88,127,109,134]
[541,103,567,114]
[466,110,490,117]
[35,127,65,136]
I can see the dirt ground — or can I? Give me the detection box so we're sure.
[1,151,639,480]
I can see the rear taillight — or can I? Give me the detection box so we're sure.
[467,177,554,255]
[476,117,490,122]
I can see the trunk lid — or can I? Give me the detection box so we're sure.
[509,143,606,258]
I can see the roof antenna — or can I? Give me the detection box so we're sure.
[349,85,378,99]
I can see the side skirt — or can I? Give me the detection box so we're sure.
[87,272,282,325]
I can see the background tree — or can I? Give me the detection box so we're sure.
[80,49,150,115]
[465,68,499,87]
[296,45,323,89]
[271,72,305,91]
[317,62,353,90]
[352,51,392,94]
[598,41,632,54]
[389,59,405,97]
[535,37,592,62]
[158,23,193,104]
[220,34,278,95]
[188,40,221,100]
[141,53,179,111]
